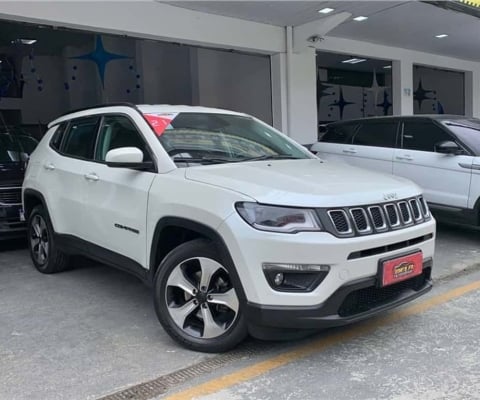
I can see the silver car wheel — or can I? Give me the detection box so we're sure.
[165,257,239,339]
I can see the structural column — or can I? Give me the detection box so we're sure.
[271,47,318,144]
[465,70,480,118]
[392,59,414,116]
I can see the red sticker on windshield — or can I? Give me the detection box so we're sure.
[144,113,177,136]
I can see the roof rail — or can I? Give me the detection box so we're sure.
[57,102,140,118]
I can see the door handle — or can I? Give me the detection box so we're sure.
[342,148,357,154]
[84,173,99,182]
[43,163,55,171]
[396,155,414,161]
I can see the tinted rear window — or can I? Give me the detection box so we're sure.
[321,124,357,144]
[352,122,398,148]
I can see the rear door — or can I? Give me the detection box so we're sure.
[39,117,100,239]
[346,121,398,174]
[313,120,398,174]
[393,119,472,208]
[311,122,358,162]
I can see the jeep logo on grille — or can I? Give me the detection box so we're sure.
[383,192,398,201]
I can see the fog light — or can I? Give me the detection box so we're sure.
[274,272,284,286]
[262,263,330,292]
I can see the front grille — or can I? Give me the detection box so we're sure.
[328,210,351,234]
[398,201,412,224]
[0,187,22,205]
[384,204,399,226]
[350,208,370,232]
[409,199,421,220]
[338,269,430,317]
[368,206,387,230]
[325,196,430,237]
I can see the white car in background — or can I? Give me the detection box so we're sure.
[312,115,480,227]
[23,104,435,352]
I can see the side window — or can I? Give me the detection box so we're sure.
[50,122,68,151]
[402,121,452,152]
[62,117,99,159]
[95,115,151,162]
[352,122,397,148]
[321,124,357,144]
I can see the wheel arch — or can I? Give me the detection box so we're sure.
[149,217,247,302]
[23,189,49,220]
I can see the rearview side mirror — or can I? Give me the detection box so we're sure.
[105,147,154,170]
[434,141,463,155]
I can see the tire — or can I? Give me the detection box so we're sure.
[28,204,69,274]
[154,239,247,352]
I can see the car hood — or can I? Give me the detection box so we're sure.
[185,159,421,208]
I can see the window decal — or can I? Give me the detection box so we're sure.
[143,113,178,136]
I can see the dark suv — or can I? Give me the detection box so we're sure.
[0,128,38,239]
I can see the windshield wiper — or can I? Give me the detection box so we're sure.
[172,157,235,164]
[239,155,301,161]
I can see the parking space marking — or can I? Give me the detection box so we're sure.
[162,280,480,400]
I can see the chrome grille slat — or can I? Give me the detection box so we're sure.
[409,199,422,221]
[368,206,388,231]
[325,196,430,238]
[327,210,352,235]
[349,208,372,234]
[398,201,413,224]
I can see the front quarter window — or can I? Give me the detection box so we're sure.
[144,112,313,166]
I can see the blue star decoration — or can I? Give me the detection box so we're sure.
[414,80,434,110]
[377,91,392,116]
[329,87,354,120]
[70,36,131,88]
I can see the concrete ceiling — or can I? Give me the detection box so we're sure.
[164,1,480,61]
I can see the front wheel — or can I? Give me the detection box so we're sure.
[153,239,247,352]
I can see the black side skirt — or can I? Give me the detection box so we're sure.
[55,233,149,284]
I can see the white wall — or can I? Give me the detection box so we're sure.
[0,1,284,54]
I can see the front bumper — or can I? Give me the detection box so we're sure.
[244,259,432,330]
[218,213,436,309]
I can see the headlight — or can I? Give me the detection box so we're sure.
[235,202,322,233]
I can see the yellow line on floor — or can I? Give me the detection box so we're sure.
[164,280,480,400]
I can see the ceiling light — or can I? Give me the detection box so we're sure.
[318,7,335,14]
[342,58,367,64]
[383,65,392,69]
[435,34,448,38]
[353,16,368,22]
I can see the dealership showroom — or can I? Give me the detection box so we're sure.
[2,0,480,399]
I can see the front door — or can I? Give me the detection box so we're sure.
[83,114,156,269]
[393,120,472,208]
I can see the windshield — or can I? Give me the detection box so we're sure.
[0,133,39,163]
[144,112,313,166]
[442,119,480,155]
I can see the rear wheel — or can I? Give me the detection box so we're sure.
[28,205,69,274]
[154,239,247,352]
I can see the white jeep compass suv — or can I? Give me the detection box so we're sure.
[23,104,435,352]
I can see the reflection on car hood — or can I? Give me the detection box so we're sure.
[185,159,421,208]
